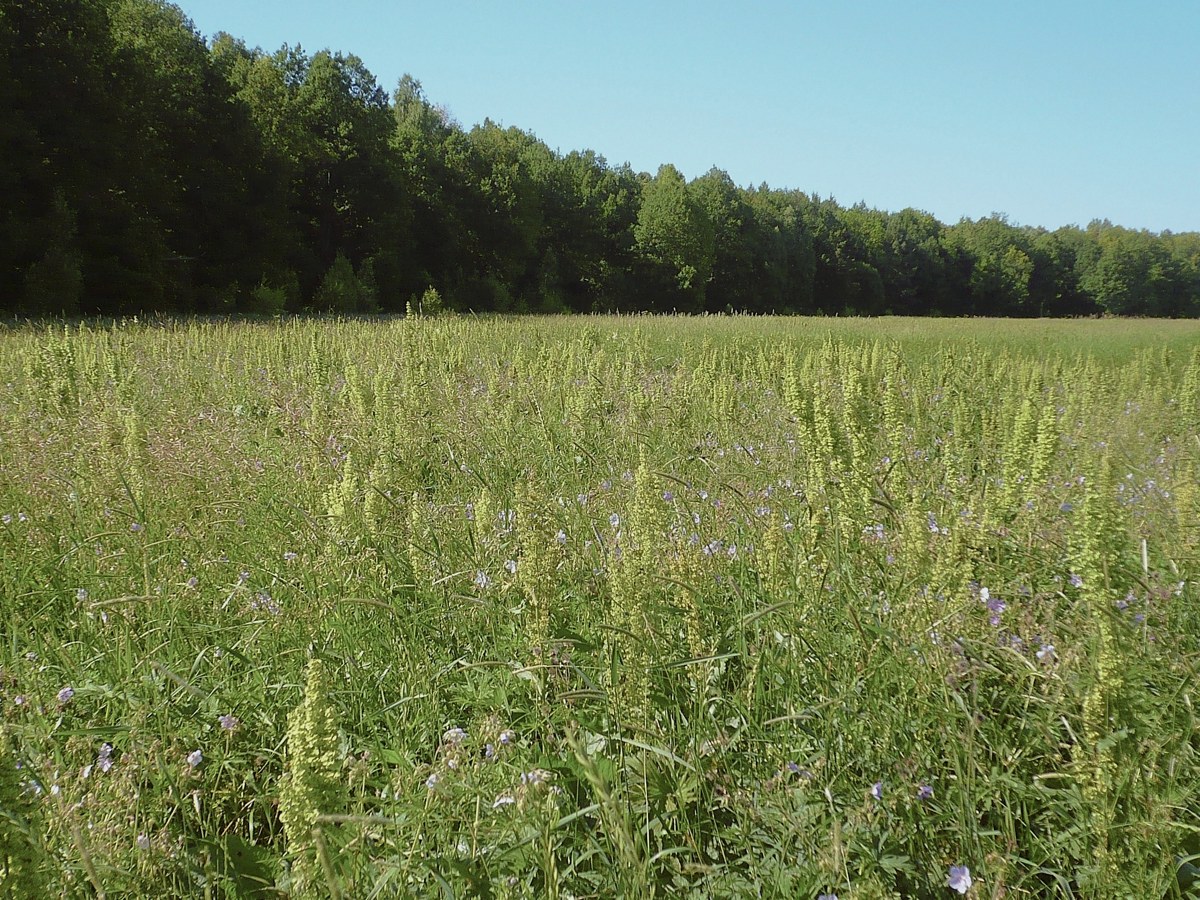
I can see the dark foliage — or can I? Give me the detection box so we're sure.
[2,1,1197,317]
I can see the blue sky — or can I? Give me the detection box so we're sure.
[181,0,1200,233]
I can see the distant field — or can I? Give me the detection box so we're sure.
[2,315,1199,898]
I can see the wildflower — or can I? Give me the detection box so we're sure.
[555,529,567,544]
[57,686,74,704]
[251,592,280,616]
[918,784,934,800]
[13,695,26,707]
[283,551,298,563]
[238,570,250,585]
[818,895,838,900]
[136,833,151,851]
[97,743,114,774]
[473,570,490,590]
[424,773,439,789]
[443,727,468,745]
[609,512,620,529]
[492,793,516,809]
[870,781,883,800]
[981,587,1005,626]
[498,729,516,746]
[219,713,240,731]
[76,588,88,602]
[1069,573,1083,588]
[130,522,143,533]
[504,559,517,575]
[662,490,674,501]
[186,576,199,589]
[187,750,203,768]
[520,769,549,787]
[947,865,972,894]
[1036,644,1056,663]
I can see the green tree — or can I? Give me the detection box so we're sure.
[945,215,1036,315]
[632,164,714,311]
[1081,224,1189,316]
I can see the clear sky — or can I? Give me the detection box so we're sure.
[180,0,1200,233]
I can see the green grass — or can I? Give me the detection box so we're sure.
[2,315,1199,898]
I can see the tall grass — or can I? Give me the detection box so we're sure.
[2,315,1199,898]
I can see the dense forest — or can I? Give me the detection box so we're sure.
[4,0,1200,318]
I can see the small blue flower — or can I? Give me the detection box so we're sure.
[947,865,972,894]
[870,781,883,800]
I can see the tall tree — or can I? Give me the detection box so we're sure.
[631,164,714,312]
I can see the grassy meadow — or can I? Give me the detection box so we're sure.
[2,314,1200,898]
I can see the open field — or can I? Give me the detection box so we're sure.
[2,315,1200,898]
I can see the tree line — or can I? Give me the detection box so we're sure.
[4,0,1199,318]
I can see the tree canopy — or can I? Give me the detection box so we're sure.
[3,0,1197,318]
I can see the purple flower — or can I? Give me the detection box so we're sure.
[504,559,517,575]
[1069,573,1083,588]
[947,865,973,894]
[219,713,240,731]
[57,686,74,704]
[130,522,143,533]
[817,895,838,900]
[870,781,883,800]
[980,587,1005,626]
[918,784,934,800]
[186,749,203,768]
[609,513,621,529]
[473,570,490,590]
[136,833,151,851]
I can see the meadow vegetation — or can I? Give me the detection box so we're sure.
[2,314,1200,898]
